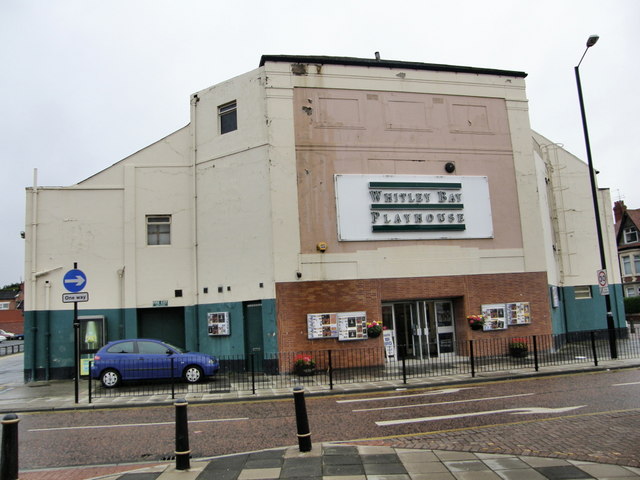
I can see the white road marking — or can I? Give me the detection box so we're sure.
[613,382,640,386]
[28,417,249,432]
[336,388,476,404]
[376,405,586,426]
[353,393,534,412]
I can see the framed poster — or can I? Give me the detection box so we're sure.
[307,313,338,339]
[337,312,368,341]
[481,304,507,331]
[506,302,531,325]
[208,312,230,336]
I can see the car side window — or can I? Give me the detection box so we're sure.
[107,341,135,354]
[138,341,171,355]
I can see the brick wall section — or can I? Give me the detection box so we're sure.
[276,271,551,362]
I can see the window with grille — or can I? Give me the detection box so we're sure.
[146,215,171,245]
[574,285,592,299]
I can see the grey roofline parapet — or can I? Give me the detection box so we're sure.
[259,54,527,78]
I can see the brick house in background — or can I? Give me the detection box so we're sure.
[24,55,624,381]
[0,283,24,335]
[614,201,640,297]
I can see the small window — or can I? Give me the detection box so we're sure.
[624,227,638,244]
[147,215,171,245]
[219,101,237,134]
[574,285,592,299]
[634,254,640,275]
[0,302,9,310]
[625,286,637,297]
[622,255,632,275]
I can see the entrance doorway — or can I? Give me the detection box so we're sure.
[243,301,264,371]
[381,300,455,359]
[137,307,186,349]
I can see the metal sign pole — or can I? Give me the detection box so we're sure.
[73,262,79,404]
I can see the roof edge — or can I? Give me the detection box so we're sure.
[259,54,527,78]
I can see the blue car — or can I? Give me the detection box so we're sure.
[91,338,219,388]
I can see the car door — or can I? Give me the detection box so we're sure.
[105,341,137,380]
[136,340,175,379]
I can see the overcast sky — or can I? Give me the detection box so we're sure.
[1,0,638,287]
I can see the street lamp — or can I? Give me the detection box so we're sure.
[574,34,617,358]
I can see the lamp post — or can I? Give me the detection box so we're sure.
[574,34,617,358]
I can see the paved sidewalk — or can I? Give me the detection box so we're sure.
[3,353,640,480]
[35,444,640,480]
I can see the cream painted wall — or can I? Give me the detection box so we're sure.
[532,131,621,286]
[24,188,124,311]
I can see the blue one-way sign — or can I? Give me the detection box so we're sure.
[63,269,87,293]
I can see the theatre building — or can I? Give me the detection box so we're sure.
[23,55,624,381]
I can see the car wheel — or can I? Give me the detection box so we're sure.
[101,369,121,388]
[183,365,203,383]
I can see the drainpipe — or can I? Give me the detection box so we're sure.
[44,280,51,380]
[117,267,125,339]
[29,169,38,380]
[190,94,200,351]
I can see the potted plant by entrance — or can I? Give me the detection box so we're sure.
[467,315,485,331]
[293,354,316,376]
[366,321,383,338]
[509,338,529,357]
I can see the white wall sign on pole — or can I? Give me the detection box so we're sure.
[62,292,89,303]
[597,269,609,295]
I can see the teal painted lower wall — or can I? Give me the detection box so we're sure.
[23,283,626,381]
[548,283,625,335]
[24,299,279,381]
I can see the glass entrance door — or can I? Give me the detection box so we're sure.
[382,300,456,359]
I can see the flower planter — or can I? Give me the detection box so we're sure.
[509,347,528,358]
[294,366,315,376]
[470,324,484,331]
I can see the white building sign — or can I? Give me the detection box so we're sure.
[335,174,493,241]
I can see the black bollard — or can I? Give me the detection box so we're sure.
[174,399,191,470]
[1,413,20,480]
[293,386,312,452]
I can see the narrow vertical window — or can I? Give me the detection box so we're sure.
[219,101,237,134]
[622,255,632,275]
[147,215,171,245]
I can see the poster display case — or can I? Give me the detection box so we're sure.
[307,313,338,339]
[207,312,230,336]
[481,304,507,330]
[506,302,531,325]
[307,311,367,341]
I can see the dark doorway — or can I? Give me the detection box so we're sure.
[244,302,264,371]
[137,307,185,349]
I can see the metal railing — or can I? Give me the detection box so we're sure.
[0,344,24,357]
[87,327,640,401]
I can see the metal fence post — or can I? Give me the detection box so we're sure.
[292,387,312,452]
[469,340,476,378]
[328,350,333,390]
[1,414,19,480]
[591,331,599,366]
[174,399,191,470]
[402,356,407,384]
[88,361,92,404]
[250,353,256,395]
[607,317,618,359]
[171,357,176,399]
